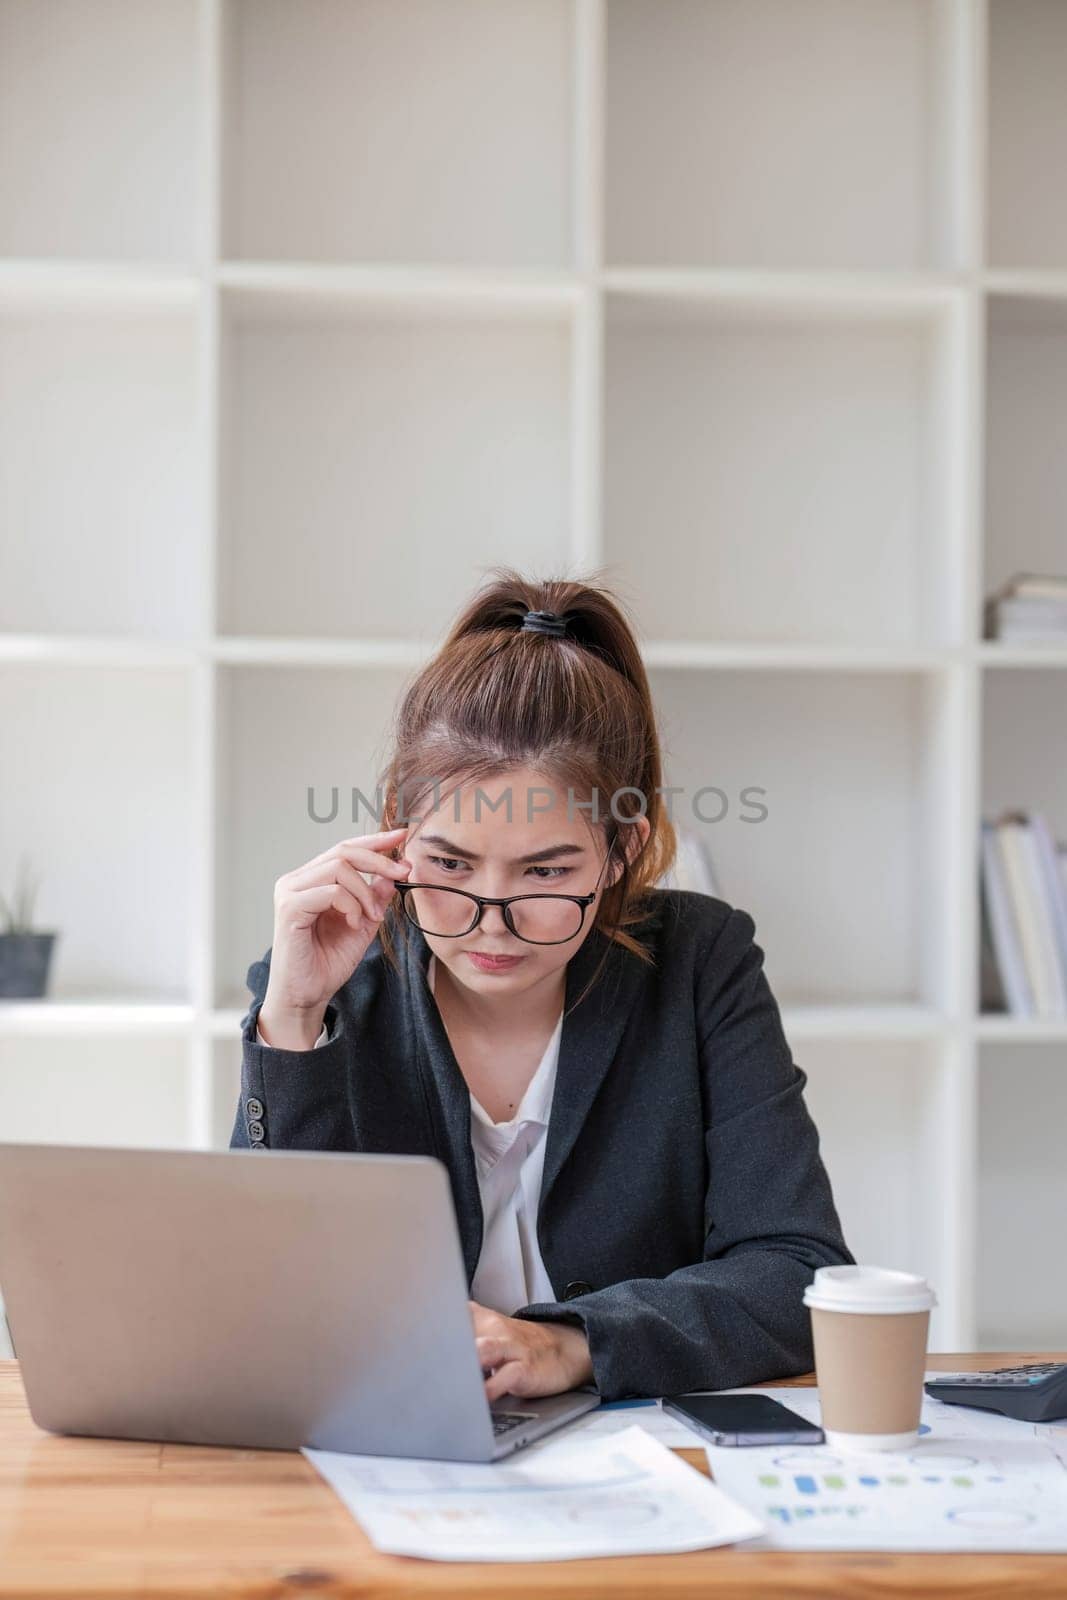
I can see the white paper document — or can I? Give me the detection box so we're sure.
[303,1422,764,1562]
[702,1383,1067,1551]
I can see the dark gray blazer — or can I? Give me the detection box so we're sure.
[230,889,855,1402]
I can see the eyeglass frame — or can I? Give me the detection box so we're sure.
[392,826,621,947]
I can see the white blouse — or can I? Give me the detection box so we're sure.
[255,954,562,1314]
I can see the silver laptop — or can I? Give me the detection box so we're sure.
[0,1142,598,1461]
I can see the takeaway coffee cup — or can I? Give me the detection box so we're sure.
[802,1265,937,1450]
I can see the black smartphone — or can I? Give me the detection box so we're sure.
[662,1392,825,1447]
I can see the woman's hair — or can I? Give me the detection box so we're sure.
[375,567,677,1012]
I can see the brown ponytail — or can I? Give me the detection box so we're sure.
[375,567,677,1013]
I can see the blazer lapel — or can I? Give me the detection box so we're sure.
[398,916,652,1285]
[537,925,648,1215]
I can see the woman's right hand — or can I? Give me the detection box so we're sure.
[257,826,412,1049]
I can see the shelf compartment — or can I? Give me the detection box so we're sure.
[604,292,965,648]
[988,0,1067,269]
[799,1038,956,1350]
[214,664,413,1009]
[216,291,572,640]
[0,0,201,260]
[647,667,958,1011]
[0,298,205,638]
[605,0,965,270]
[221,0,575,267]
[0,665,195,1004]
[981,668,1067,835]
[978,668,1067,1027]
[0,1034,190,1145]
[977,1043,1067,1347]
[983,294,1067,623]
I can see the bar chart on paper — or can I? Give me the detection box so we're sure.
[704,1387,1067,1551]
[708,1441,1067,1550]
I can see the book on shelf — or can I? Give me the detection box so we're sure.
[656,826,719,898]
[979,810,1067,1019]
[978,856,1009,1014]
[983,571,1067,643]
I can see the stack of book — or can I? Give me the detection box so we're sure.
[980,811,1067,1017]
[656,826,719,898]
[983,572,1067,643]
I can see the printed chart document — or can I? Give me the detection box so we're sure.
[303,1422,764,1562]
[702,1382,1067,1552]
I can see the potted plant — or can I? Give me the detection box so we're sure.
[0,856,57,999]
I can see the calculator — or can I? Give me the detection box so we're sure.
[924,1363,1067,1423]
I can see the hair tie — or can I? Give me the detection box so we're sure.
[520,609,571,638]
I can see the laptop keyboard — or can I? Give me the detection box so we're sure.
[491,1411,538,1437]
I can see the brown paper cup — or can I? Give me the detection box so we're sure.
[803,1266,937,1451]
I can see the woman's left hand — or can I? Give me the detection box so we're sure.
[469,1299,595,1403]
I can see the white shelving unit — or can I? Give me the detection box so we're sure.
[2,0,1066,1354]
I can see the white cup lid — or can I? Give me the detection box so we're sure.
[803,1264,937,1315]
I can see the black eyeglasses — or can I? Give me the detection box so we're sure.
[394,833,619,946]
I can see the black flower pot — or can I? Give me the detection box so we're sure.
[0,933,57,999]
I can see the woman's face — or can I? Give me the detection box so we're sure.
[399,766,646,996]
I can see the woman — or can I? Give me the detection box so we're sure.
[231,570,854,1404]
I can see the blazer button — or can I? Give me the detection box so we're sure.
[246,1098,263,1119]
[250,1139,265,1149]
[247,1119,265,1141]
[563,1280,592,1300]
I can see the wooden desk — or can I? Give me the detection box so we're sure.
[0,1353,1064,1596]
